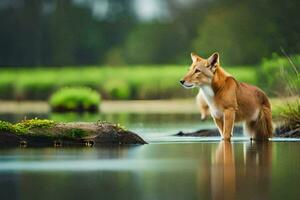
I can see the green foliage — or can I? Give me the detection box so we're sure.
[280,101,300,131]
[103,79,131,100]
[15,77,56,100]
[192,4,270,65]
[49,87,101,112]
[0,75,15,99]
[0,66,256,100]
[123,23,188,64]
[0,0,299,66]
[258,54,300,96]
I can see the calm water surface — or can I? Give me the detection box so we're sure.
[0,113,300,200]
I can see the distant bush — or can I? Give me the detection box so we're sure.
[258,54,300,96]
[15,78,56,100]
[0,66,256,100]
[49,87,101,112]
[0,76,14,99]
[103,79,131,100]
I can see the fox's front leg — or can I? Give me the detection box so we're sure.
[213,117,224,138]
[223,108,236,141]
[196,92,210,120]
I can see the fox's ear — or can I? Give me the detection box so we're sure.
[191,52,201,62]
[207,52,219,70]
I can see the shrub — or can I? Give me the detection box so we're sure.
[15,78,56,100]
[49,87,101,112]
[0,76,15,99]
[102,79,131,100]
[258,54,300,96]
[280,101,300,131]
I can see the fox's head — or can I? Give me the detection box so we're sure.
[180,52,219,88]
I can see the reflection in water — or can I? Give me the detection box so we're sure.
[239,141,272,200]
[1,142,300,200]
[207,141,272,200]
[211,141,236,200]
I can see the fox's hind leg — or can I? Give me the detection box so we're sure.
[244,106,273,141]
[244,121,255,139]
[196,91,210,120]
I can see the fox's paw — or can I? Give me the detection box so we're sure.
[221,137,231,141]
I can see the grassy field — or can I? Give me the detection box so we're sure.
[0,65,256,100]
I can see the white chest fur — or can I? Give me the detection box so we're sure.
[199,85,223,118]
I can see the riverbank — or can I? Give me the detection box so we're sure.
[0,99,197,114]
[0,97,297,117]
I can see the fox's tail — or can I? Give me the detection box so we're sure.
[253,105,273,140]
[245,93,273,140]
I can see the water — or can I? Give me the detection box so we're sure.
[0,113,300,200]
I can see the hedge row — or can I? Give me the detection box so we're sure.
[0,65,256,100]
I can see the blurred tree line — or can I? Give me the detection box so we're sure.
[0,0,299,66]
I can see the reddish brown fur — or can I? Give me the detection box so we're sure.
[181,52,273,141]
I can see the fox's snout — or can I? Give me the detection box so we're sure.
[180,79,194,88]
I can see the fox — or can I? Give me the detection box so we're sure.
[180,52,273,141]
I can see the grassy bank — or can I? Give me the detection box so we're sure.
[0,98,296,119]
[0,65,255,100]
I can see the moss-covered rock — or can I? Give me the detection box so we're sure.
[0,119,146,147]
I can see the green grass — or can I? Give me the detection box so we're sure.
[280,101,300,130]
[49,87,101,112]
[0,65,256,100]
[258,54,300,96]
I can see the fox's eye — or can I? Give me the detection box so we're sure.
[195,69,201,73]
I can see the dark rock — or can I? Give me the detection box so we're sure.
[275,126,300,138]
[176,129,219,137]
[177,125,300,138]
[95,130,147,145]
[0,131,22,147]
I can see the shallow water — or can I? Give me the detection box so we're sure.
[0,113,300,200]
[1,142,300,200]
